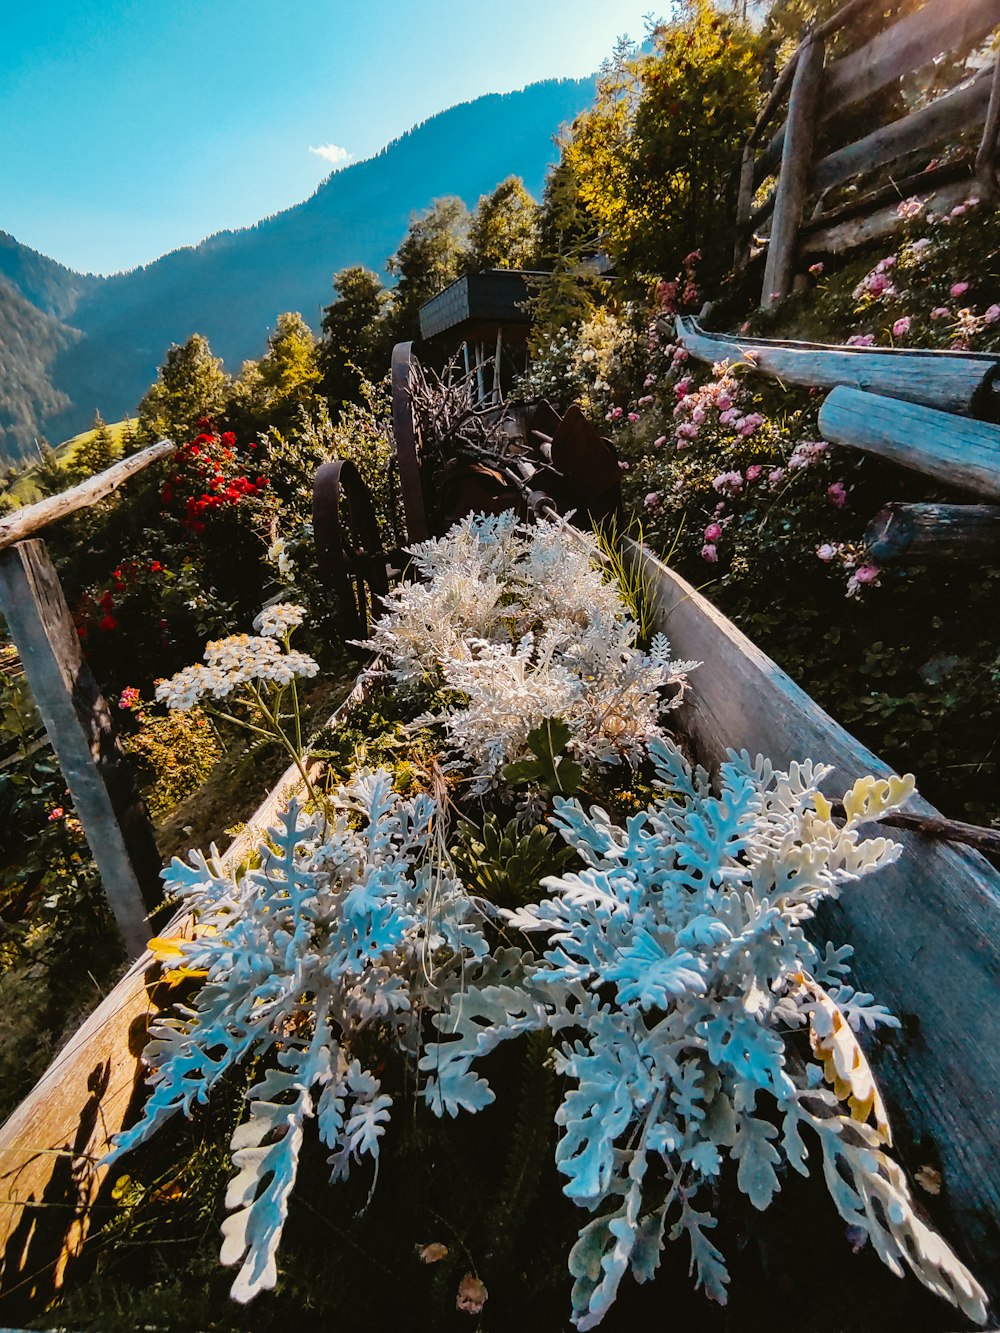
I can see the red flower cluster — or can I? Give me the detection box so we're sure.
[160,426,270,534]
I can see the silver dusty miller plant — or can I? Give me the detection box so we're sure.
[420,738,988,1328]
[105,769,485,1303]
[358,511,696,787]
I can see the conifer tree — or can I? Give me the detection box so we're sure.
[74,410,118,477]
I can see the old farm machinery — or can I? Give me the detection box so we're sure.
[312,340,622,638]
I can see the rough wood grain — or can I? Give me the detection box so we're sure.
[804,176,974,255]
[674,315,1000,419]
[976,52,1000,201]
[0,677,365,1310]
[623,539,1000,1296]
[762,36,825,309]
[0,542,160,955]
[865,502,1000,561]
[823,0,1000,120]
[0,441,175,550]
[812,68,993,197]
[819,386,1000,500]
[390,341,429,543]
[734,144,757,271]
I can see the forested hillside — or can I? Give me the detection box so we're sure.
[0,76,594,456]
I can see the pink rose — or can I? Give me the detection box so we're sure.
[892,317,911,338]
[746,464,762,481]
[700,543,718,563]
[827,481,848,508]
[808,262,824,277]
[985,305,1000,325]
[653,435,667,449]
[627,412,639,423]
[644,491,661,509]
[768,467,785,484]
[930,307,951,320]
[950,281,969,298]
[854,564,879,584]
[611,406,623,419]
[816,543,838,562]
[704,522,722,541]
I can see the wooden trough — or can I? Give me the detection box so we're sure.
[1,549,998,1318]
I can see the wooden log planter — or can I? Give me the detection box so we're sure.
[2,547,999,1314]
[818,386,1000,500]
[865,503,1000,563]
[674,316,1000,419]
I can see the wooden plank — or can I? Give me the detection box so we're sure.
[0,541,160,956]
[762,36,825,309]
[976,52,1000,201]
[0,440,175,551]
[865,502,1000,561]
[802,155,975,237]
[390,341,429,543]
[812,68,993,197]
[819,386,1000,500]
[624,539,1000,1295]
[804,175,974,255]
[823,0,1000,120]
[0,676,365,1309]
[674,315,1000,419]
[733,144,757,271]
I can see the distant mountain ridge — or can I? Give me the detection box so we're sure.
[0,76,595,459]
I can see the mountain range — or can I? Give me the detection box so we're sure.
[0,75,595,462]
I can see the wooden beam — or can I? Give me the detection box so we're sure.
[761,35,825,309]
[674,315,1000,420]
[0,541,161,956]
[0,677,365,1308]
[802,155,976,239]
[976,51,1000,203]
[819,386,1000,500]
[865,502,1000,561]
[622,540,1000,1294]
[812,68,993,197]
[804,175,976,256]
[0,440,175,551]
[734,144,757,271]
[823,0,1000,121]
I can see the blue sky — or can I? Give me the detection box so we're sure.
[1,0,658,276]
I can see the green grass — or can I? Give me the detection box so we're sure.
[6,419,132,505]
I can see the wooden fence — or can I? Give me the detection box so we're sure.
[737,0,1000,307]
[0,442,176,955]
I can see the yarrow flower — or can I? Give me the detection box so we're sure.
[254,603,306,638]
[156,621,318,711]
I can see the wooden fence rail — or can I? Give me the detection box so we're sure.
[738,0,1000,303]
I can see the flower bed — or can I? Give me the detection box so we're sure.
[18,515,988,1333]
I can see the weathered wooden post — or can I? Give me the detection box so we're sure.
[865,502,1000,562]
[0,439,176,956]
[975,48,1000,203]
[819,386,1000,500]
[0,542,160,956]
[761,34,825,310]
[733,143,756,274]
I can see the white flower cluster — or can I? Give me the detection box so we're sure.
[253,601,306,638]
[360,512,695,785]
[156,625,318,710]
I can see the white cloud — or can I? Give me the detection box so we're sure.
[308,143,352,167]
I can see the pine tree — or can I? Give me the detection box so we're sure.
[74,410,118,477]
[137,333,230,444]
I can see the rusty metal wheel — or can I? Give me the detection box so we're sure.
[313,459,388,641]
[390,340,429,542]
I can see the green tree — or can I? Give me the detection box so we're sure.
[33,438,65,497]
[562,3,759,288]
[137,333,230,444]
[387,196,470,337]
[230,312,322,434]
[466,176,541,272]
[319,267,393,408]
[74,410,118,477]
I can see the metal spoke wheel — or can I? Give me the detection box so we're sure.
[313,459,388,641]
